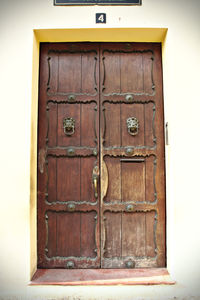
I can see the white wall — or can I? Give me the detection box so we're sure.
[0,0,200,299]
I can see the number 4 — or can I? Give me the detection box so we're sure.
[98,14,104,22]
[96,13,106,24]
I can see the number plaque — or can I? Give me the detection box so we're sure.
[96,13,106,24]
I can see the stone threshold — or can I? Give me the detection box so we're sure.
[30,268,175,286]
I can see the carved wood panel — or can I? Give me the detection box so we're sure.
[37,42,165,269]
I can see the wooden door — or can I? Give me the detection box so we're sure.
[37,42,165,269]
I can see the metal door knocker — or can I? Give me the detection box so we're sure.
[63,117,75,136]
[126,117,139,136]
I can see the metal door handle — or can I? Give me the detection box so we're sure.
[93,174,98,199]
[92,165,99,199]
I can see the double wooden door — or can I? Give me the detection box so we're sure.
[37,42,165,269]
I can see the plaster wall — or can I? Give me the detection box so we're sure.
[0,0,200,299]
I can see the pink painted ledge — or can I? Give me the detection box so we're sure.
[30,268,175,286]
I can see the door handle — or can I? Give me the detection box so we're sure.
[92,165,99,199]
[93,174,98,199]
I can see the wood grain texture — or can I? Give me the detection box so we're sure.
[104,212,122,258]
[103,211,156,266]
[122,212,146,257]
[57,157,80,202]
[58,52,81,93]
[81,103,96,147]
[57,212,81,257]
[80,157,96,202]
[120,52,144,93]
[46,211,97,259]
[104,103,121,147]
[47,157,57,202]
[80,211,96,257]
[121,160,145,202]
[48,103,57,147]
[102,52,121,94]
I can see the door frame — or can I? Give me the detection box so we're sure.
[30,27,169,281]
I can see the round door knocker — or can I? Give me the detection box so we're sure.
[63,117,75,136]
[126,117,139,136]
